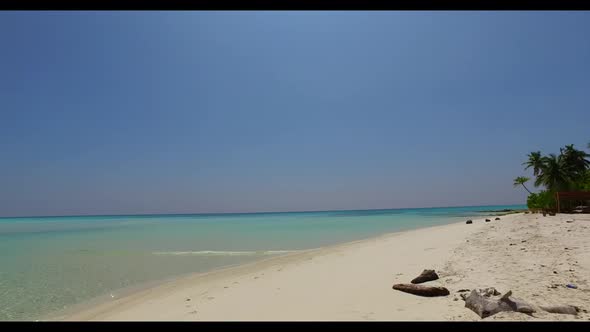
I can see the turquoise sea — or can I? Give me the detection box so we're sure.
[0,204,524,321]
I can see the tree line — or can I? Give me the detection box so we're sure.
[513,142,590,212]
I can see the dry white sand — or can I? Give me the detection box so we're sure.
[56,213,590,321]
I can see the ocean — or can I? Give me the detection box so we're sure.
[0,204,524,320]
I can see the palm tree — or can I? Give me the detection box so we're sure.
[523,151,543,176]
[513,176,532,194]
[534,154,572,192]
[560,144,590,181]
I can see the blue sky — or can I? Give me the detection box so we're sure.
[1,12,589,217]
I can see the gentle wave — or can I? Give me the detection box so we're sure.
[152,250,302,256]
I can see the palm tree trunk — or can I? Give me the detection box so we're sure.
[521,184,532,194]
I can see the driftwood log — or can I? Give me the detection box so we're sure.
[411,269,439,284]
[464,290,512,318]
[392,283,449,297]
[540,305,580,315]
[464,289,535,318]
[500,291,535,314]
[464,289,580,318]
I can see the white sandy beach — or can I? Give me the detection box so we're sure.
[56,213,590,321]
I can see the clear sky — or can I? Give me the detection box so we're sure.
[1,11,589,217]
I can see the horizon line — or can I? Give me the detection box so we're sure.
[0,203,526,219]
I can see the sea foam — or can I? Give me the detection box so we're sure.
[151,250,301,256]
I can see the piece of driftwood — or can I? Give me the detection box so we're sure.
[392,283,450,297]
[464,289,581,318]
[459,287,498,300]
[480,287,501,297]
[411,269,439,284]
[464,290,512,318]
[540,305,580,315]
[464,289,535,318]
[500,291,535,314]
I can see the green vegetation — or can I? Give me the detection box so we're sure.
[515,143,590,212]
[526,191,556,212]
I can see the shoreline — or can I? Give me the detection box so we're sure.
[51,213,500,321]
[23,209,507,320]
[51,212,590,321]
